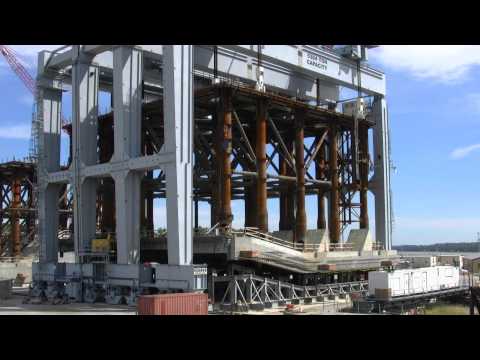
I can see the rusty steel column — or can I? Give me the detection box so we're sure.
[329,124,340,243]
[245,124,257,228]
[315,139,327,229]
[210,200,217,228]
[256,98,268,232]
[11,179,21,257]
[294,109,307,243]
[285,133,295,230]
[26,178,35,244]
[219,88,233,228]
[359,124,369,229]
[278,149,289,231]
[212,101,222,228]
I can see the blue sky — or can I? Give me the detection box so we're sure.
[1,45,480,245]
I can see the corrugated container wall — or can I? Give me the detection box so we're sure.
[137,293,208,315]
[368,266,460,298]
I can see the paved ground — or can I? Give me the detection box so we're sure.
[0,287,357,315]
[0,288,136,315]
[213,298,358,315]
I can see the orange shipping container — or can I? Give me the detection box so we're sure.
[137,293,208,315]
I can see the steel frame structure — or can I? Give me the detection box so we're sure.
[32,45,392,304]
[212,274,368,311]
[0,161,36,257]
[0,160,72,258]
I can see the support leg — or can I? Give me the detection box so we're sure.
[294,109,306,242]
[359,123,369,229]
[111,46,143,264]
[71,49,99,258]
[11,179,21,257]
[371,97,392,250]
[256,99,268,232]
[219,87,233,229]
[36,70,63,263]
[316,157,327,229]
[329,124,340,243]
[163,45,194,266]
[113,171,141,264]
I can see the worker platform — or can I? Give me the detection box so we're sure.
[141,228,399,275]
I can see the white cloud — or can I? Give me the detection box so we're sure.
[449,143,480,159]
[370,45,480,83]
[0,124,31,140]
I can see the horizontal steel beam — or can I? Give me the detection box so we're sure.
[220,45,385,96]
[42,153,176,183]
[40,45,385,97]
[45,170,71,184]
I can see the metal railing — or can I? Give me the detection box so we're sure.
[329,243,354,252]
[58,230,72,240]
[233,227,319,252]
[0,256,32,262]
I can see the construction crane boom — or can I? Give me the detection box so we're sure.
[0,45,36,95]
[0,45,68,161]
[0,45,43,162]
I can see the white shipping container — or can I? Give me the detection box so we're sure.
[368,266,460,298]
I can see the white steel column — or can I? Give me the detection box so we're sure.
[112,46,143,162]
[71,47,99,257]
[370,97,392,250]
[112,46,143,264]
[163,45,193,266]
[36,80,63,263]
[112,170,141,263]
[38,184,61,263]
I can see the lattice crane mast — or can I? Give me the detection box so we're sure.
[0,45,36,95]
[0,45,69,162]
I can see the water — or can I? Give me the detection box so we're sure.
[399,251,480,259]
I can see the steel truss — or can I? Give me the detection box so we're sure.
[0,161,71,257]
[213,274,367,311]
[0,161,36,257]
